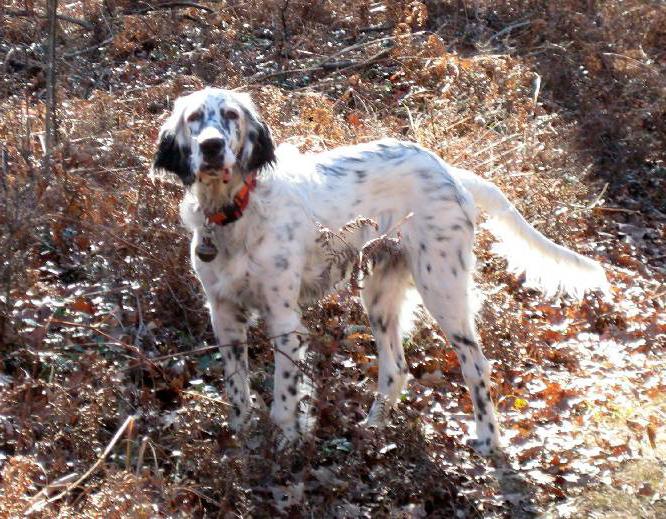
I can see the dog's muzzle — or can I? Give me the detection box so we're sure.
[198,136,234,182]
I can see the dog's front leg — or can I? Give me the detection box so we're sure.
[209,299,251,431]
[265,305,311,442]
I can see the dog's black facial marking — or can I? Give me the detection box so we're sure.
[153,130,193,185]
[245,119,275,172]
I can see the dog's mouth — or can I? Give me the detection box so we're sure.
[199,163,234,183]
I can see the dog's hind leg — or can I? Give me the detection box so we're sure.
[361,258,412,426]
[410,231,501,456]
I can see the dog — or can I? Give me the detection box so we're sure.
[152,87,609,455]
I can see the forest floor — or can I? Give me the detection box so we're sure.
[1,1,665,517]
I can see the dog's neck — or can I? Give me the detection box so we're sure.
[191,171,246,215]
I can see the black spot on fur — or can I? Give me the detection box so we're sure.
[376,316,388,333]
[457,249,467,271]
[288,385,297,396]
[318,164,347,177]
[452,334,476,348]
[387,375,394,386]
[426,264,432,273]
[274,256,289,270]
[474,385,488,415]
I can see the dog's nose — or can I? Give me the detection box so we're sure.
[200,137,224,158]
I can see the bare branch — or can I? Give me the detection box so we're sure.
[5,9,95,30]
[43,0,58,177]
[123,1,215,14]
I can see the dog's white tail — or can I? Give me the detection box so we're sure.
[454,167,609,299]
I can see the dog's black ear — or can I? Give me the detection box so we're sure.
[153,129,194,185]
[245,120,276,172]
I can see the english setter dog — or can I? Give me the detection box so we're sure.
[153,87,608,455]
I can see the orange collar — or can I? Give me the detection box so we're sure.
[206,174,257,226]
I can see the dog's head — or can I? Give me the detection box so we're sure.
[152,88,275,186]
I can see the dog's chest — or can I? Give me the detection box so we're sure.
[199,235,270,310]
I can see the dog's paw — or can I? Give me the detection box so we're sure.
[274,423,304,451]
[361,397,390,428]
[467,438,502,457]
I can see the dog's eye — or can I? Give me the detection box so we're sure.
[187,111,202,123]
[224,110,239,121]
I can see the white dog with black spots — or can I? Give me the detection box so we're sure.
[152,87,609,455]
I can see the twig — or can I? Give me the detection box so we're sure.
[48,318,164,375]
[125,1,214,14]
[172,486,222,508]
[183,390,232,407]
[531,73,541,110]
[335,48,392,73]
[586,182,608,210]
[601,52,659,74]
[646,288,666,300]
[136,436,149,475]
[125,419,135,471]
[26,415,136,514]
[6,9,95,30]
[148,329,320,362]
[488,20,531,44]
[62,36,114,59]
[43,0,58,177]
[592,206,641,215]
[26,473,79,504]
[247,32,411,83]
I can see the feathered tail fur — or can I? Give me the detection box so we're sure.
[454,167,610,299]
